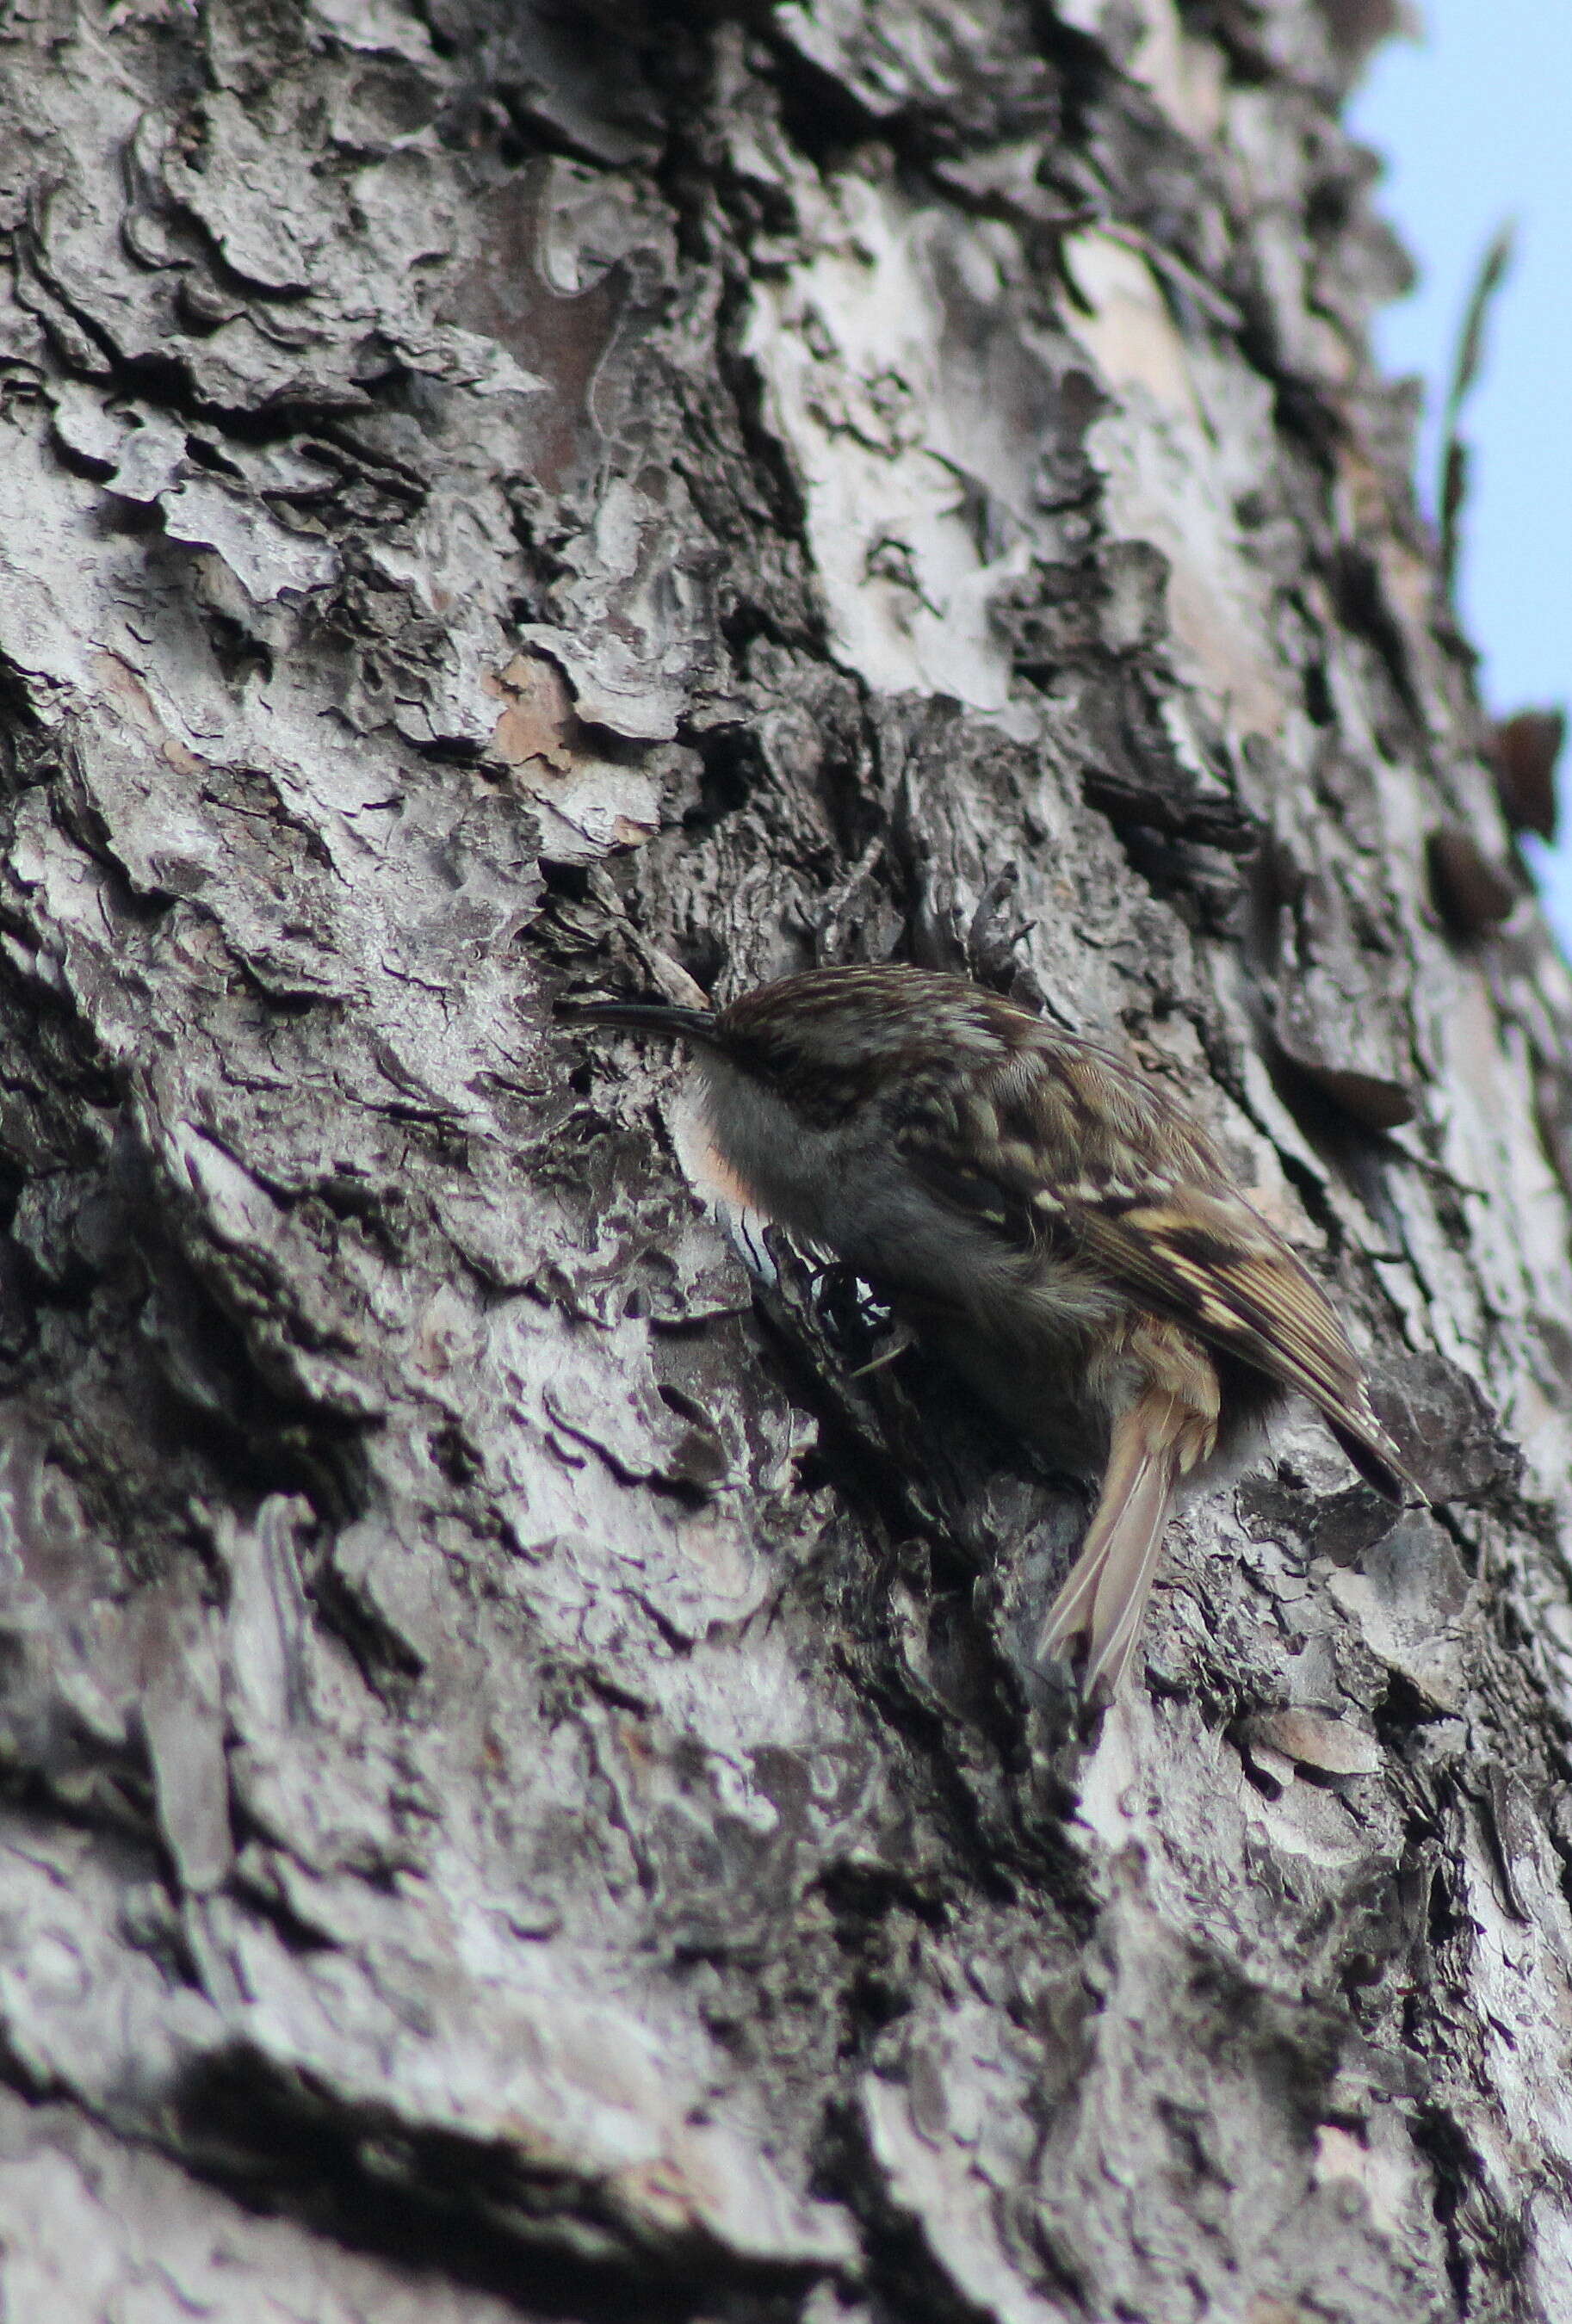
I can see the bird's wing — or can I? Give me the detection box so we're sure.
[1066,1188,1414,1498]
[895,1046,1417,1500]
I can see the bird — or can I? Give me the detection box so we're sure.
[561,964,1420,1698]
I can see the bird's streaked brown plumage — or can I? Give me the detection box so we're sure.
[564,965,1420,1697]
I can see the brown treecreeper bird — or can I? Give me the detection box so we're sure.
[565,965,1418,1697]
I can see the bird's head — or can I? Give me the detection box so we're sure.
[562,965,1024,1125]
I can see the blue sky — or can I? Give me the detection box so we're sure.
[1349,1,1572,949]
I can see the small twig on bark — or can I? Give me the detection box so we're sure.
[1438,221,1514,595]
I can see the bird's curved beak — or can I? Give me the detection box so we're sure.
[555,996,719,1041]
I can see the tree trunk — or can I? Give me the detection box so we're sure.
[1,2,1569,2318]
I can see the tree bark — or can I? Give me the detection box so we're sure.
[0,2,1569,2318]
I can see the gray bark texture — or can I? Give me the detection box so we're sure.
[0,0,1569,2318]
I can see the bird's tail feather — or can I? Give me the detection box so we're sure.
[1037,1402,1181,1698]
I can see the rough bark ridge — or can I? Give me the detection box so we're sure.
[0,1,1569,2318]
